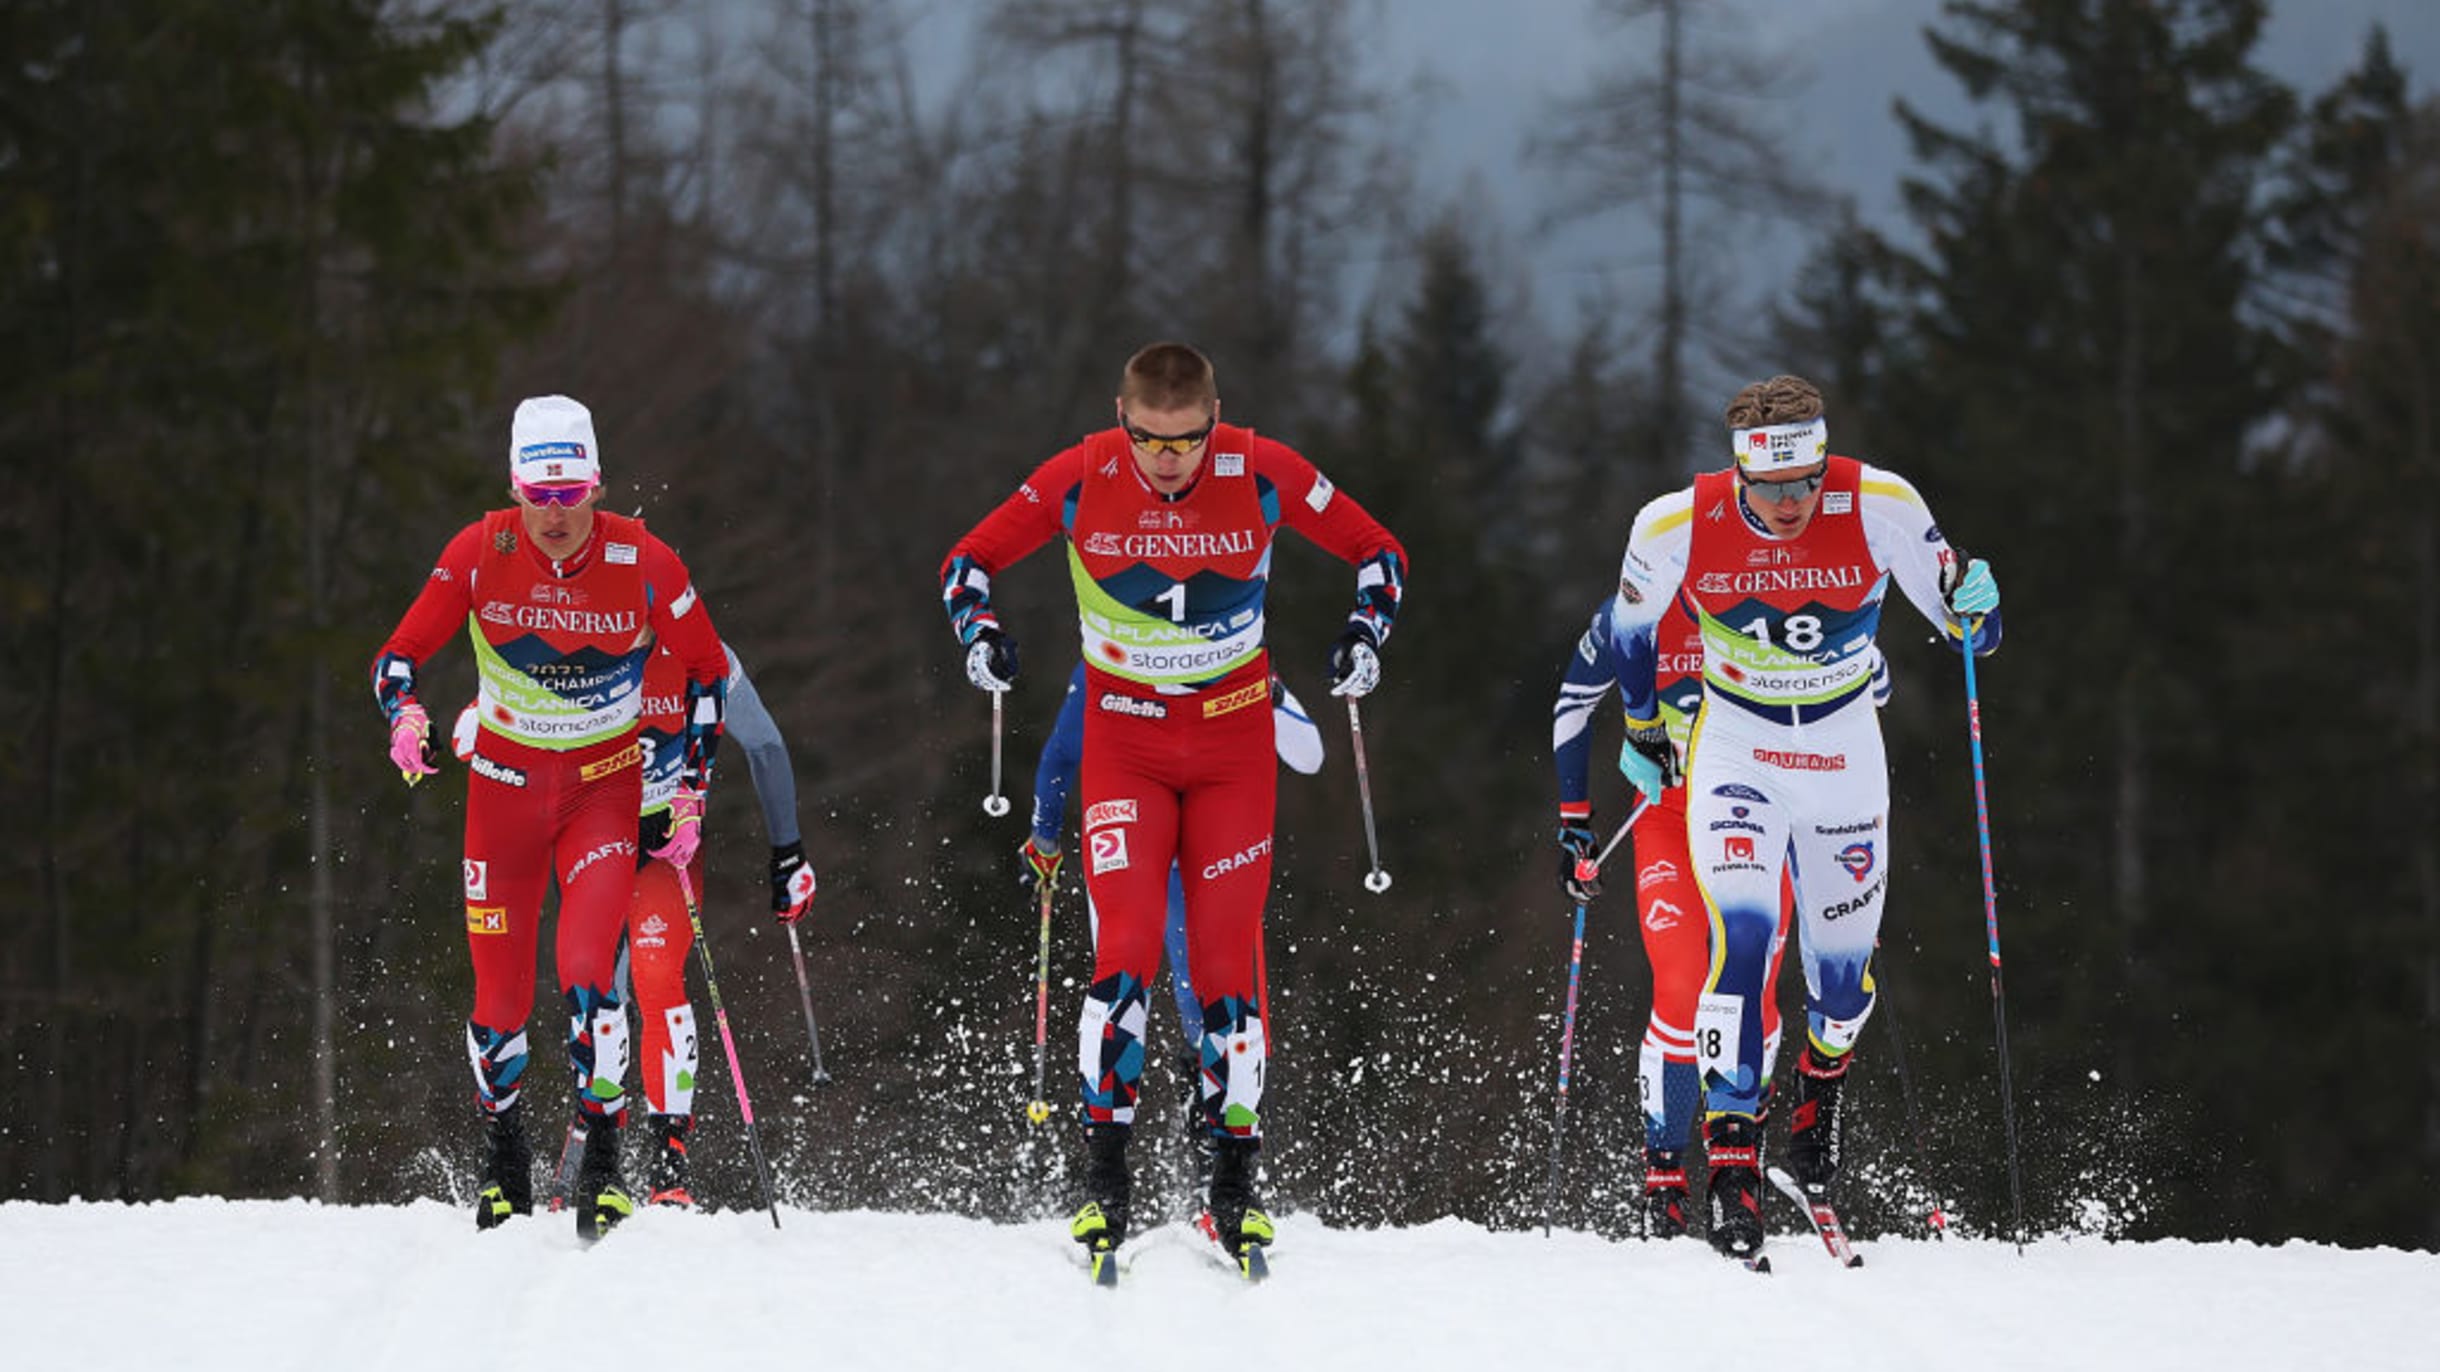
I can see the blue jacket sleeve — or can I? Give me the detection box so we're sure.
[1553,603,1632,818]
[1030,663,1088,847]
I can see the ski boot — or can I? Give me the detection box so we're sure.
[1202,1135,1275,1279]
[645,1113,694,1209]
[1704,1115,1765,1261]
[1642,1147,1690,1240]
[474,1102,534,1231]
[1071,1123,1131,1285]
[574,1113,637,1240]
[1786,1046,1852,1200]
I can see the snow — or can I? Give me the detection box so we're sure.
[5,1199,2425,1370]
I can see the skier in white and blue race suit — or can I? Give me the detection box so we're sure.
[1603,374,2001,1258]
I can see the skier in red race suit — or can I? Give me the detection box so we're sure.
[940,343,1407,1272]
[453,637,817,1210]
[372,395,729,1239]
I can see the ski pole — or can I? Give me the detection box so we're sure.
[1542,793,1652,1236]
[983,688,1011,816]
[676,865,783,1230]
[1345,697,1392,893]
[785,924,833,1087]
[1960,622,2024,1250]
[1024,873,1055,1125]
[1873,939,1948,1238]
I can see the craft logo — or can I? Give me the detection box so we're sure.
[465,905,508,936]
[1202,836,1273,880]
[1085,799,1138,831]
[635,913,668,950]
[1825,873,1885,921]
[1724,836,1755,863]
[1837,841,1877,882]
[567,839,635,886]
[1753,748,1846,772]
[463,860,489,900]
[1089,827,1130,875]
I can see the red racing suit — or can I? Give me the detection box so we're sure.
[374,509,726,1124]
[942,425,1405,1138]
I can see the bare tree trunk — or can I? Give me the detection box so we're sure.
[2113,244,2149,1093]
[39,467,74,1203]
[2411,362,2437,1248]
[604,0,630,265]
[1655,0,1686,469]
[1236,0,1278,362]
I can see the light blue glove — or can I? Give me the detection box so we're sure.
[1945,557,1999,617]
[1617,715,1679,805]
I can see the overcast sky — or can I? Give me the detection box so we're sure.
[877,0,2436,360]
[1367,0,2439,330]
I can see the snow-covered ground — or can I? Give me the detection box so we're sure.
[4,1199,2424,1370]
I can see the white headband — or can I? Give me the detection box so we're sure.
[1732,417,1828,474]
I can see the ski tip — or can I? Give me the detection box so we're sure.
[1844,1253,1864,1269]
[1746,1254,1773,1274]
[1240,1246,1272,1283]
[1089,1247,1121,1288]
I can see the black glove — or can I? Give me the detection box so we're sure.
[1558,819,1601,904]
[771,840,817,924]
[964,626,1019,691]
[1017,836,1062,899]
[1327,625,1381,698]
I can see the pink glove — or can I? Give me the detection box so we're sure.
[650,787,705,869]
[389,703,439,785]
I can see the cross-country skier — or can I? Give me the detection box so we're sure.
[627,641,815,1206]
[464,640,817,1208]
[1021,662,1324,1172]
[941,342,1406,1275]
[372,396,728,1239]
[1603,374,2000,1260]
[1554,597,1887,1237]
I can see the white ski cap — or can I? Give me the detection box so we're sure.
[1732,416,1829,475]
[510,395,601,487]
